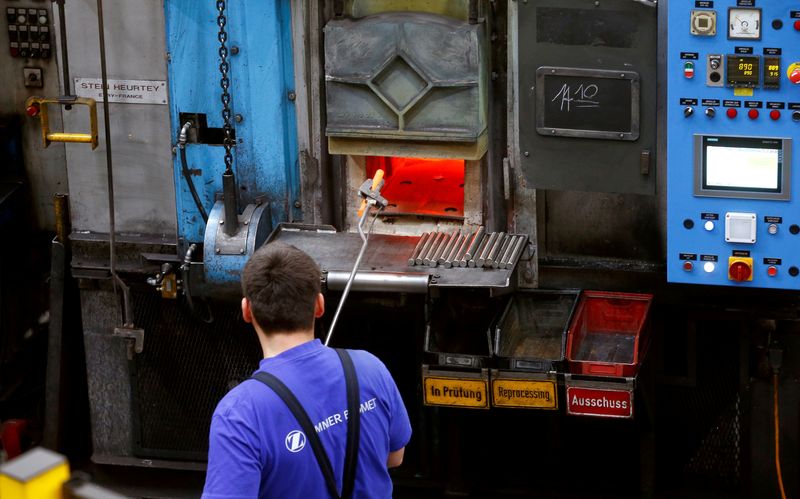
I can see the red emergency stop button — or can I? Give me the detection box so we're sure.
[748,109,759,120]
[770,110,781,121]
[767,266,778,277]
[790,67,800,85]
[726,108,738,119]
[25,104,40,117]
[728,260,753,282]
[683,261,694,272]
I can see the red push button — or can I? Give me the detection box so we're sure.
[726,108,738,119]
[25,104,39,117]
[748,109,760,120]
[729,261,752,282]
[770,110,781,121]
[683,261,694,272]
[794,20,800,31]
[790,68,800,85]
[767,266,778,277]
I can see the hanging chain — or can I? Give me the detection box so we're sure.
[216,0,234,174]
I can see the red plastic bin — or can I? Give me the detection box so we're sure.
[565,290,653,377]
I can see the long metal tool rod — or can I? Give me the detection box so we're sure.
[54,0,72,98]
[96,0,132,324]
[325,206,372,346]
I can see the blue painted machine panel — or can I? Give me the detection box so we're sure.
[164,0,300,244]
[667,1,800,289]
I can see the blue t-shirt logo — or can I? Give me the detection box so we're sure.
[285,430,306,453]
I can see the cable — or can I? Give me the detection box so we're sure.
[181,244,213,323]
[773,374,787,499]
[177,123,209,223]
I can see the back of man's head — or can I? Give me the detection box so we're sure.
[241,243,321,334]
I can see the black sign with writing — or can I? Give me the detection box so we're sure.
[679,253,698,261]
[735,47,754,55]
[764,48,782,56]
[737,0,755,6]
[789,103,800,110]
[542,74,633,134]
[767,102,785,110]
[764,258,782,265]
[701,212,719,220]
[791,11,800,19]
[681,98,699,106]
[745,101,763,108]
[702,99,721,107]
[765,216,783,224]
[701,255,719,262]
[696,1,713,6]
[723,100,742,107]
[733,250,751,257]
[681,52,699,60]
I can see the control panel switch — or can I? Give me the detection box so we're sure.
[23,67,42,88]
[705,107,716,118]
[728,257,754,282]
[767,266,778,277]
[768,223,779,235]
[770,110,781,121]
[683,261,694,272]
[748,109,759,120]
[726,108,738,119]
[684,106,695,118]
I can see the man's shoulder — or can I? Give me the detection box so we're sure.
[212,378,269,419]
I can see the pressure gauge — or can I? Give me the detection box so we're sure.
[728,8,761,40]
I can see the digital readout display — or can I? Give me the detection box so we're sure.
[763,57,781,89]
[726,55,760,87]
[703,136,782,193]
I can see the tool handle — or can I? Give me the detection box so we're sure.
[357,169,385,217]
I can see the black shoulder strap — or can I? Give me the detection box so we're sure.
[336,349,360,499]
[251,348,360,499]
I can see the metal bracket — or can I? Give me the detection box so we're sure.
[113,326,145,360]
[214,203,257,255]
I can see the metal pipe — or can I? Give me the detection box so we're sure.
[222,171,239,236]
[499,235,518,269]
[505,236,527,270]
[437,232,459,266]
[53,193,69,244]
[468,234,490,268]
[55,1,73,98]
[408,232,431,266]
[486,232,506,268]
[454,233,471,268]
[476,232,499,268]
[423,232,446,266]
[493,235,512,269]
[464,226,485,261]
[444,234,466,268]
[429,232,451,268]
[416,232,437,266]
[326,271,429,293]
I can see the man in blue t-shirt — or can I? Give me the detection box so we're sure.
[202,242,412,499]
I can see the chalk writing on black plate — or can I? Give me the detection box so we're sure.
[552,83,600,112]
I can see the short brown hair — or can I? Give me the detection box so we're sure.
[241,242,321,333]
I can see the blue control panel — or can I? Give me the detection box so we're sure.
[668,1,800,289]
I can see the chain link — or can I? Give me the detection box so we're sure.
[216,0,234,173]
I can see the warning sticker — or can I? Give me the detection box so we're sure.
[492,378,557,409]
[423,376,488,409]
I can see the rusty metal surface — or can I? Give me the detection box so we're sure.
[267,223,527,289]
[324,12,488,158]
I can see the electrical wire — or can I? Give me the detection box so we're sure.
[773,373,787,499]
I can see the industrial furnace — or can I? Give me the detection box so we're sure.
[0,0,798,497]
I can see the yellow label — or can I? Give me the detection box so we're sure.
[492,379,558,409]
[733,87,754,97]
[423,376,488,408]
